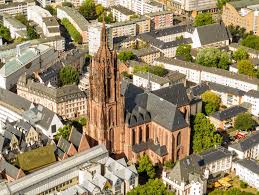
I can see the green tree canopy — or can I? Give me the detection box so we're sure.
[201,91,221,115]
[133,64,168,77]
[0,24,11,42]
[45,5,56,15]
[217,0,230,9]
[27,26,39,40]
[15,14,29,26]
[237,60,256,77]
[137,155,155,179]
[233,47,249,61]
[58,65,80,86]
[241,35,259,50]
[209,188,255,195]
[176,44,192,62]
[61,18,82,43]
[55,125,71,141]
[79,0,97,20]
[192,113,222,153]
[95,4,104,16]
[234,113,257,131]
[127,179,174,195]
[118,51,135,62]
[62,2,73,7]
[196,48,230,70]
[228,25,251,43]
[194,13,215,27]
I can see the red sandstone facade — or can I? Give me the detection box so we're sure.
[86,21,191,164]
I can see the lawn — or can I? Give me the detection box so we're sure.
[228,172,258,194]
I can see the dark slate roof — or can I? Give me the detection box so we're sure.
[0,160,20,179]
[152,83,190,107]
[189,83,210,97]
[196,23,231,46]
[0,88,32,113]
[236,159,259,175]
[210,105,247,121]
[121,80,144,112]
[57,137,71,153]
[111,5,135,15]
[69,127,82,149]
[208,82,246,97]
[134,92,188,131]
[132,139,167,156]
[38,67,57,83]
[56,147,66,159]
[134,72,169,85]
[199,147,232,165]
[245,90,259,98]
[229,132,259,152]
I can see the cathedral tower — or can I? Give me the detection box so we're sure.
[87,21,124,153]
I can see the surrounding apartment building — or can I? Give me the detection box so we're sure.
[137,23,231,58]
[0,42,59,90]
[0,88,63,138]
[154,57,259,92]
[88,17,150,54]
[57,6,89,43]
[111,5,135,22]
[171,0,217,12]
[27,5,60,37]
[0,145,138,195]
[233,159,259,190]
[0,0,35,16]
[209,105,247,130]
[244,90,259,117]
[145,10,174,30]
[228,132,259,160]
[17,74,88,119]
[162,147,232,195]
[129,0,164,15]
[222,0,259,36]
[36,0,51,8]
[2,14,27,39]
[133,71,186,90]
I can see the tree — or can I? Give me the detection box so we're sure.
[237,60,256,77]
[217,0,229,9]
[118,51,135,62]
[45,5,56,16]
[176,44,192,62]
[241,35,259,50]
[233,47,249,61]
[15,14,29,26]
[201,91,221,115]
[137,155,155,179]
[127,179,174,195]
[55,125,71,140]
[240,180,248,189]
[79,0,97,20]
[209,188,254,195]
[58,65,80,86]
[27,26,39,40]
[0,24,11,42]
[234,113,257,131]
[164,160,175,169]
[95,4,104,17]
[194,13,215,27]
[192,113,223,153]
[98,12,114,23]
[196,48,230,70]
[62,2,73,7]
[228,25,251,43]
[133,64,168,77]
[61,19,82,43]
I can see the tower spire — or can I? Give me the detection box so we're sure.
[100,17,108,47]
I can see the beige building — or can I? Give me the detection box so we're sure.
[17,74,87,119]
[222,0,259,35]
